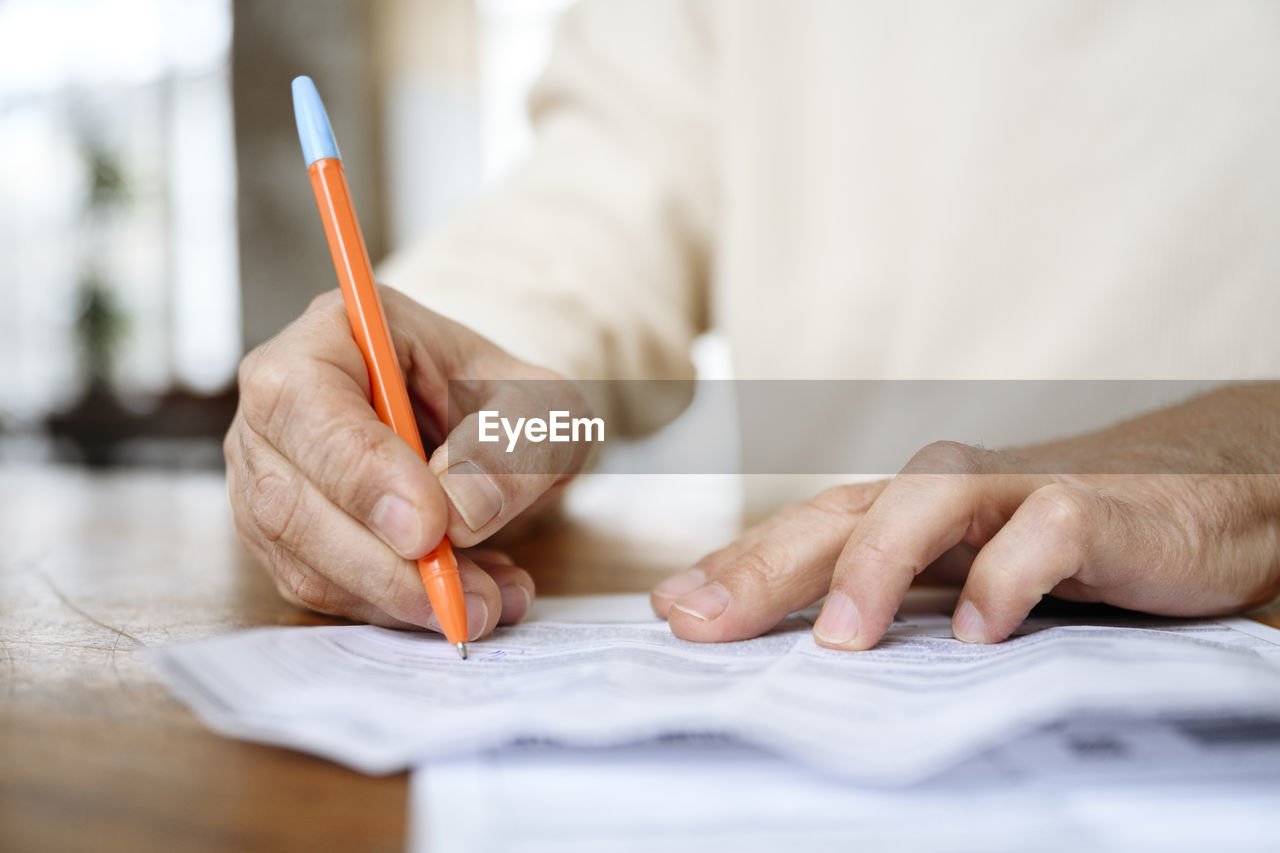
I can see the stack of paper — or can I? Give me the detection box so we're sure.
[157,593,1280,784]
[414,716,1280,853]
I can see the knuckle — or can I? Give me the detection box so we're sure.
[367,561,406,612]
[1168,478,1233,552]
[306,288,344,314]
[726,548,791,597]
[244,459,306,544]
[692,544,735,575]
[1024,484,1091,538]
[375,282,404,306]
[318,421,395,514]
[231,514,262,559]
[804,484,877,520]
[524,364,567,384]
[271,573,305,608]
[847,533,903,572]
[906,441,989,476]
[235,343,263,387]
[222,418,241,468]
[236,338,271,393]
[237,346,296,436]
[691,540,742,573]
[266,549,303,598]
[223,418,246,484]
[280,562,336,613]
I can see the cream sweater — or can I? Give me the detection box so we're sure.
[382,0,1280,479]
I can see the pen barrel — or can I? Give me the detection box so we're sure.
[307,156,467,647]
[418,543,468,645]
[307,157,426,460]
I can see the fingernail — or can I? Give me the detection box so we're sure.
[426,593,489,640]
[653,568,706,600]
[953,599,987,643]
[814,591,861,646]
[370,494,422,556]
[465,593,489,641]
[672,583,731,622]
[499,583,532,621]
[439,461,503,531]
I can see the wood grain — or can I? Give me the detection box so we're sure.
[1,467,1276,852]
[0,469,728,852]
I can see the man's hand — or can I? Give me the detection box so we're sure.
[652,385,1280,649]
[225,287,586,639]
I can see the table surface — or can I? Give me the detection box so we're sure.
[2,466,1278,852]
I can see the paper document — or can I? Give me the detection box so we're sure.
[156,593,1280,783]
[413,717,1280,853]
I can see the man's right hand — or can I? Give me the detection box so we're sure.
[224,287,585,640]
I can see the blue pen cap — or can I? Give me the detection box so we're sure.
[292,75,341,166]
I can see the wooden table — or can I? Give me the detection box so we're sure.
[2,466,1278,852]
[0,467,737,852]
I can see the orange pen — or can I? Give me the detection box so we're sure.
[292,75,469,658]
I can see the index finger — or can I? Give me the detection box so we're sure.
[813,443,1037,650]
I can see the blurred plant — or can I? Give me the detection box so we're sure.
[83,139,130,210]
[75,268,129,389]
[74,134,132,392]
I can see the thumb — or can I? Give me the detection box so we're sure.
[427,375,594,546]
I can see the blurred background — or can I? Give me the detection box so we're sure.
[0,0,575,468]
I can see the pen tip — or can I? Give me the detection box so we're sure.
[456,642,468,660]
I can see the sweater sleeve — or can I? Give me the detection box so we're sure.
[378,0,717,437]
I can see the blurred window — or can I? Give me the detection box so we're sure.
[0,0,239,426]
